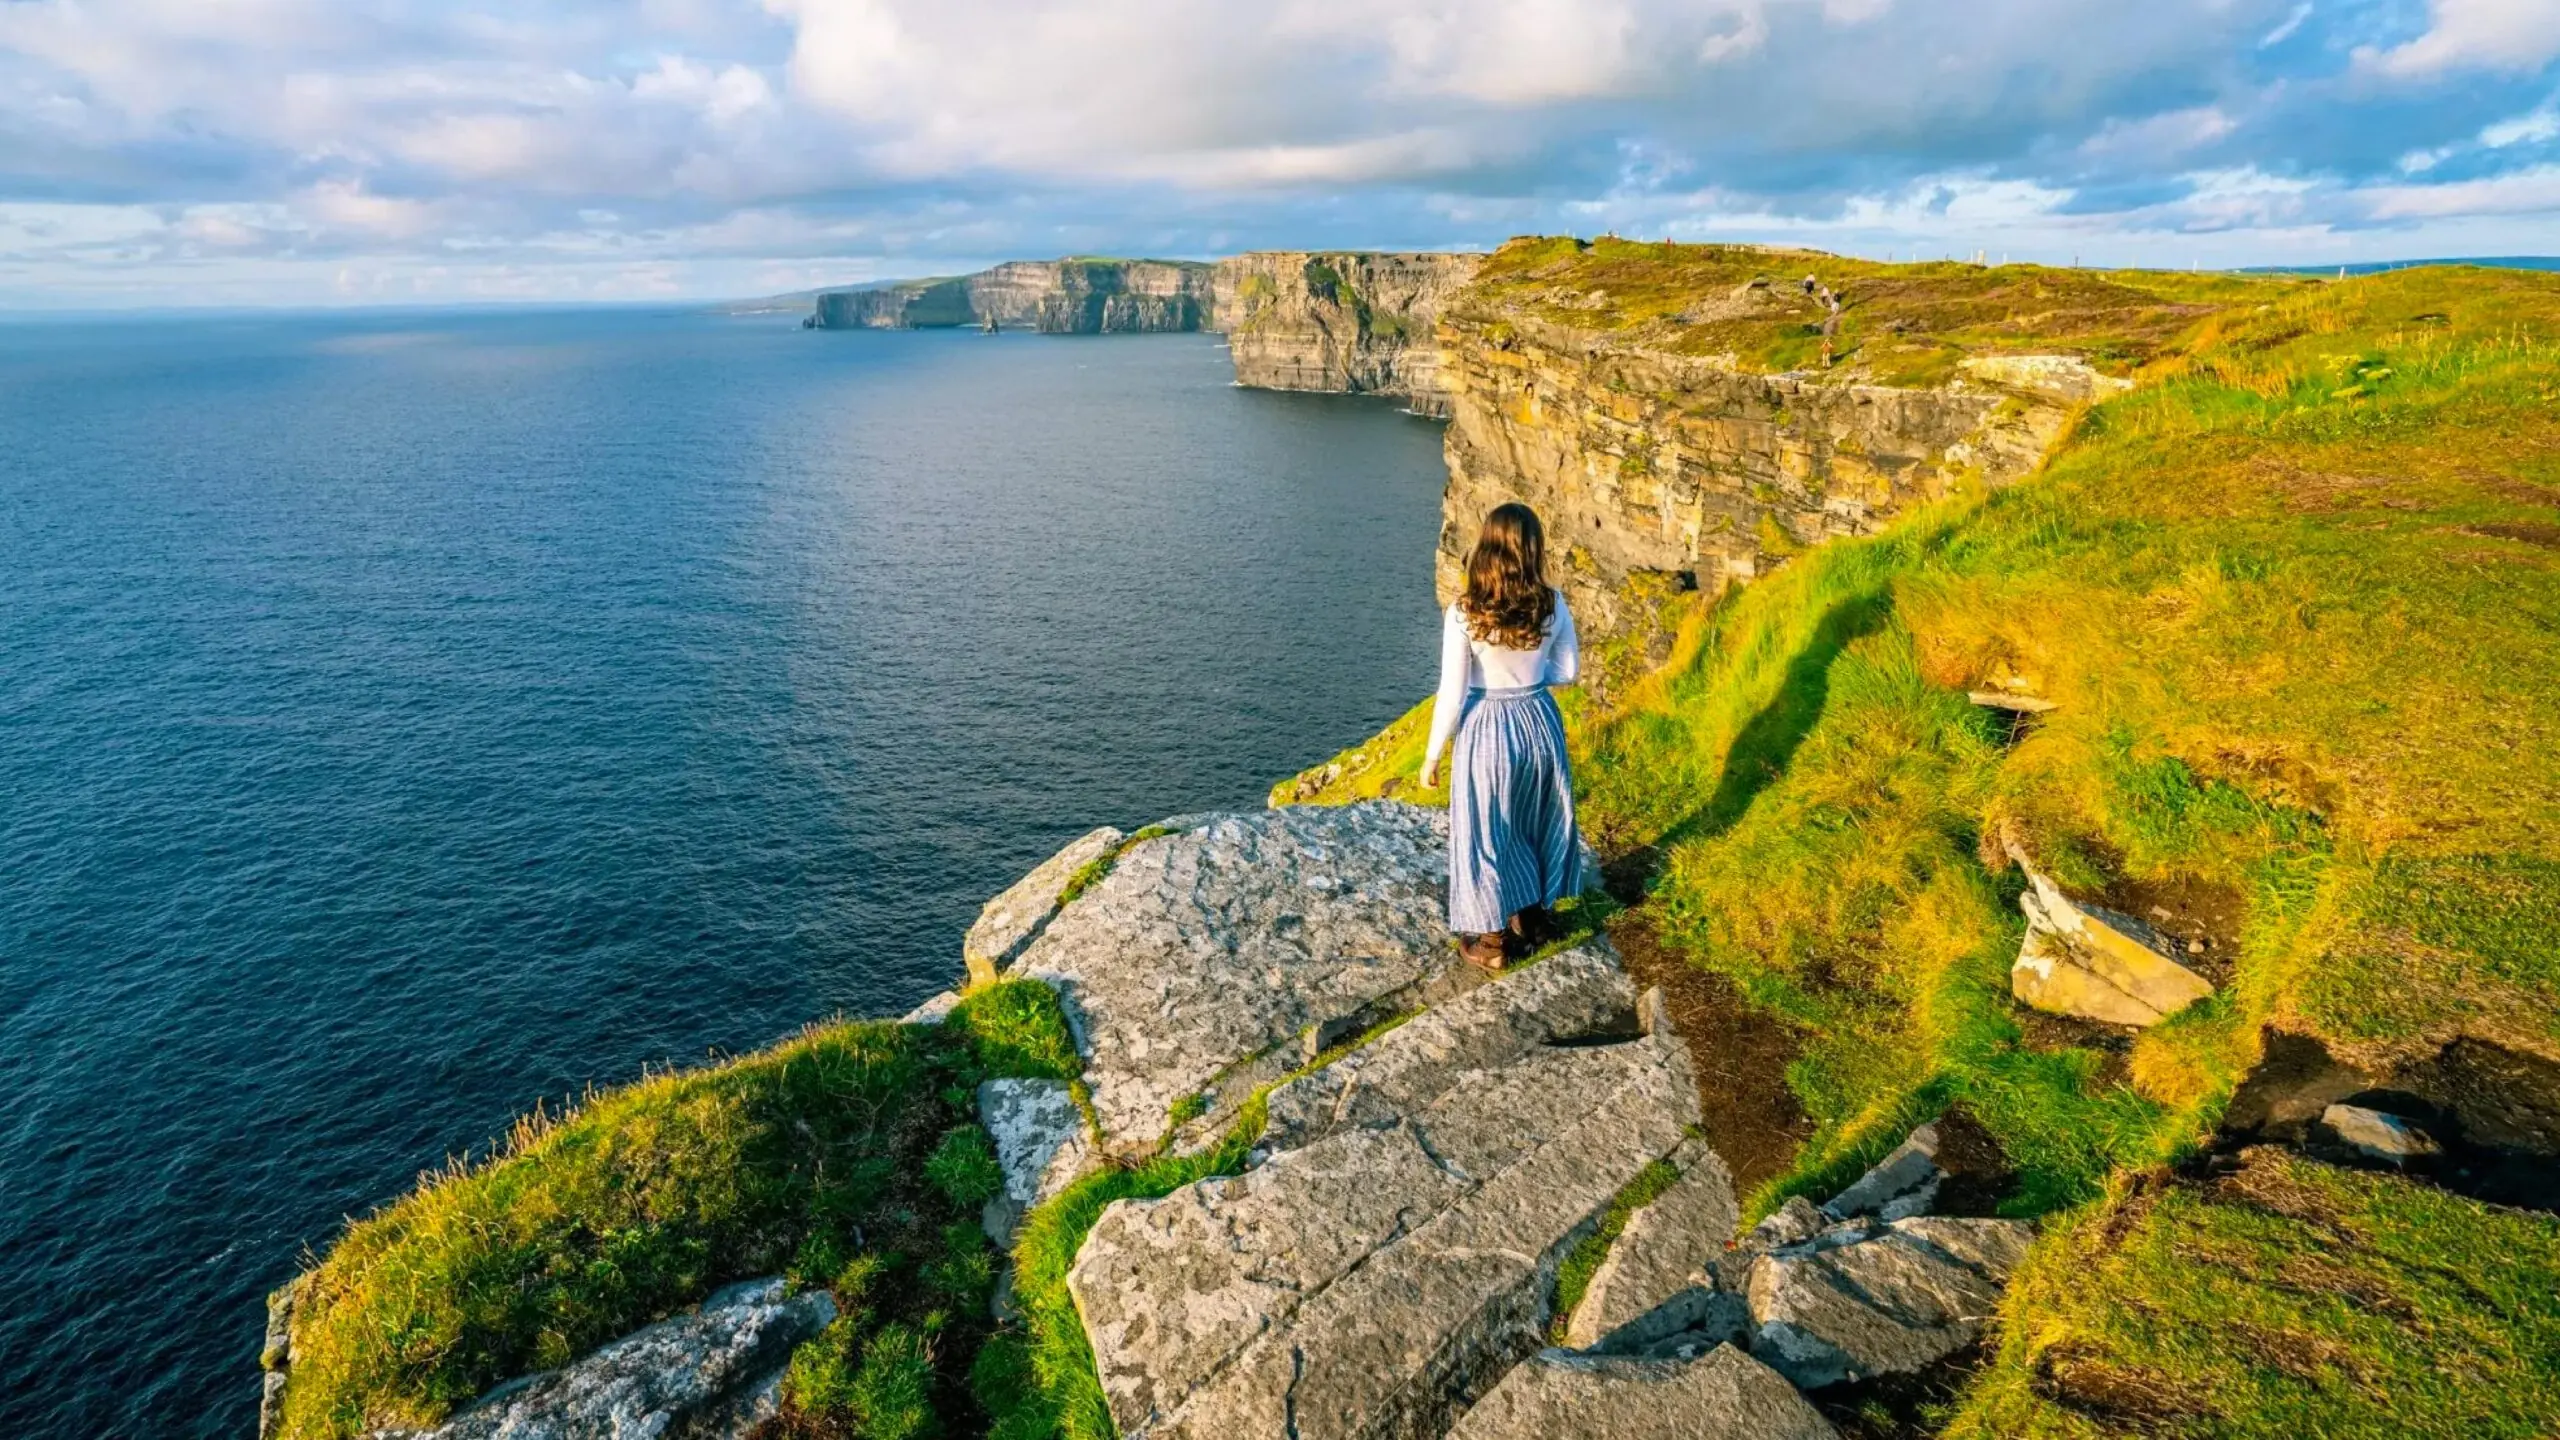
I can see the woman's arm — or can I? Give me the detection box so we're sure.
[1420,606,1471,785]
[1548,593,1581,686]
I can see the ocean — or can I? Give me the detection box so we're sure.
[0,308,1449,1437]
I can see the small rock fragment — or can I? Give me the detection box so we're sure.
[1822,1124,1943,1222]
[977,1079,1095,1243]
[1748,1217,2035,1389]
[2009,863,2213,1027]
[2319,1103,2443,1166]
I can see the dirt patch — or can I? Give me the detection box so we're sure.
[1607,907,1813,1198]
[1818,1340,1990,1440]
[2461,520,2560,550]
[2013,1008,2134,1088]
[1928,1106,2020,1218]
[2096,871,2247,987]
[2030,1345,2216,1429]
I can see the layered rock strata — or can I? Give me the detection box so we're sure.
[1210,252,1484,415]
[812,260,1216,333]
[1067,944,1700,1439]
[1745,1216,2034,1390]
[1433,305,2104,643]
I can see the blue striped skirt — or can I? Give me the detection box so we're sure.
[1448,684,1582,935]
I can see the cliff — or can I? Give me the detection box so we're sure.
[1424,239,2253,661]
[810,259,1215,333]
[1209,251,1482,415]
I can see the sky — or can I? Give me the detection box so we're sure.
[2,0,2557,307]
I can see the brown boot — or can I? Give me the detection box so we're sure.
[1459,932,1507,973]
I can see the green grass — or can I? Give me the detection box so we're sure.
[977,1103,1267,1440]
[1948,1148,2560,1438]
[1455,236,2309,385]
[1056,825,1177,906]
[274,981,1078,1440]
[1549,1156,1681,1340]
[1292,260,2560,1427]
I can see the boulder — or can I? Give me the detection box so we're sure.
[2010,866,2212,1027]
[1261,940,1637,1152]
[978,1078,1096,1243]
[368,1278,836,1440]
[1563,1139,1745,1354]
[1821,1124,1942,1222]
[1447,1345,1836,1440]
[1070,1021,1701,1439]
[966,825,1125,985]
[1013,803,1455,1151]
[1747,1217,2035,1389]
[2319,1103,2444,1166]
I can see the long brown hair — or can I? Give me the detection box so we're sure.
[1460,503,1555,649]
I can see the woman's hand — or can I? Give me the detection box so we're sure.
[1418,757,1440,789]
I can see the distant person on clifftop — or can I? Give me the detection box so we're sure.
[1419,502,1583,973]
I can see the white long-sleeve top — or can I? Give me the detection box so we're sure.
[1422,590,1580,774]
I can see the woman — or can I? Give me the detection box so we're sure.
[1418,502,1582,971]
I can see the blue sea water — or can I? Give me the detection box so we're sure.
[0,309,1449,1438]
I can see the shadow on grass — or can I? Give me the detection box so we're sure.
[1657,587,1890,855]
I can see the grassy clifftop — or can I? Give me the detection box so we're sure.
[1288,259,2560,1433]
[1458,235,2308,385]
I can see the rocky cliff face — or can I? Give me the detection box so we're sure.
[1434,308,2104,650]
[812,259,1215,333]
[1210,252,1483,416]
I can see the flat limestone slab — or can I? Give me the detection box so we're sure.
[1014,803,1453,1150]
[1748,1217,2035,1389]
[966,825,1124,985]
[1447,1345,1836,1440]
[1563,1137,1743,1353]
[1103,1029,1702,1440]
[1261,941,1638,1153]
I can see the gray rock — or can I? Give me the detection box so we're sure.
[1747,1217,2034,1389]
[2320,1103,2444,1165]
[1563,1142,1742,1353]
[1014,802,1454,1152]
[1447,1345,1836,1440]
[1072,1023,1701,1440]
[978,1078,1096,1243]
[1822,1123,1943,1222]
[257,1274,306,1438]
[966,825,1125,985]
[901,989,962,1024]
[369,1278,836,1440]
[1262,940,1637,1152]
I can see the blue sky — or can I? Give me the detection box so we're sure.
[2,0,2556,307]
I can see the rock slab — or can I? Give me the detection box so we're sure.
[2009,859,2212,1027]
[1748,1217,2034,1389]
[978,1078,1096,1243]
[1070,948,1702,1440]
[966,825,1124,985]
[1015,802,1454,1150]
[1821,1124,1943,1222]
[1564,1138,1745,1354]
[370,1278,836,1440]
[1448,1345,1837,1440]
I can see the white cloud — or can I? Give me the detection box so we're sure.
[2363,163,2560,217]
[2482,103,2560,146]
[2260,1,2312,47]
[2361,0,2560,78]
